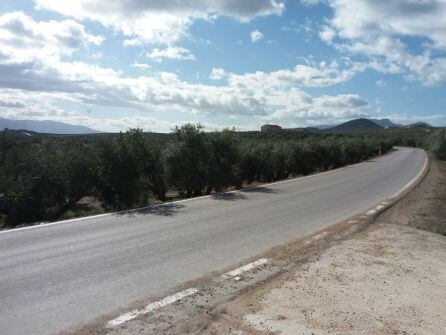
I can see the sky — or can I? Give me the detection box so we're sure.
[0,0,445,132]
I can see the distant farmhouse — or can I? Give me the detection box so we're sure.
[261,124,282,132]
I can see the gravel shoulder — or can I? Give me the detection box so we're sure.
[200,159,446,335]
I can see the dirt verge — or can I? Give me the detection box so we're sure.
[196,159,446,335]
[72,154,444,335]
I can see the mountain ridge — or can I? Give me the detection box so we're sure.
[0,118,100,134]
[325,118,383,133]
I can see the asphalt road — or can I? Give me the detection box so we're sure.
[0,148,426,335]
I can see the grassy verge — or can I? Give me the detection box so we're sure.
[60,207,105,220]
[438,159,446,173]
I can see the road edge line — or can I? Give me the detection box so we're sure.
[363,148,429,219]
[107,288,198,327]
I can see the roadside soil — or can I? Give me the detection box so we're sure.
[193,159,446,335]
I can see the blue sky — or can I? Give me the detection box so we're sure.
[0,0,445,132]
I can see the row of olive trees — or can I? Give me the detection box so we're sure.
[0,139,98,225]
[0,125,393,227]
[426,129,446,160]
[0,129,166,225]
[165,125,393,197]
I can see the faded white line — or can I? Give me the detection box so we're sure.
[223,259,269,278]
[107,288,198,327]
[312,231,328,240]
[304,231,329,244]
[362,149,427,220]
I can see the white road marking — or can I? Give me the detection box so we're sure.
[312,231,328,240]
[107,288,198,327]
[223,259,269,278]
[361,151,428,220]
[366,204,385,216]
[304,231,329,244]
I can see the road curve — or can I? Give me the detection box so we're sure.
[0,148,426,335]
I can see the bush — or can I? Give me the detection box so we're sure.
[97,129,166,209]
[165,124,211,197]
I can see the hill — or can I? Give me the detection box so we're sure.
[370,118,403,128]
[327,118,383,133]
[0,118,100,134]
[407,122,432,128]
[309,119,402,130]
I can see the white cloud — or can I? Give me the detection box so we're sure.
[250,29,263,42]
[36,0,284,45]
[210,68,226,80]
[228,59,365,88]
[376,79,386,88]
[0,54,373,128]
[131,62,151,69]
[319,25,335,44]
[0,11,376,130]
[329,0,446,50]
[300,0,324,6]
[0,11,103,63]
[0,89,258,132]
[320,0,446,86]
[262,91,370,124]
[146,46,195,62]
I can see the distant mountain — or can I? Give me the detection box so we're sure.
[1,129,42,137]
[328,118,383,133]
[370,118,403,128]
[406,121,432,128]
[310,119,402,130]
[313,124,335,130]
[0,118,100,134]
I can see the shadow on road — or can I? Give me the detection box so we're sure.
[211,193,248,201]
[241,186,280,194]
[114,203,185,217]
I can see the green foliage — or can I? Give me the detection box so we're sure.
[206,129,241,191]
[2,124,439,228]
[165,124,210,197]
[97,129,166,209]
[427,129,446,160]
[0,139,97,225]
